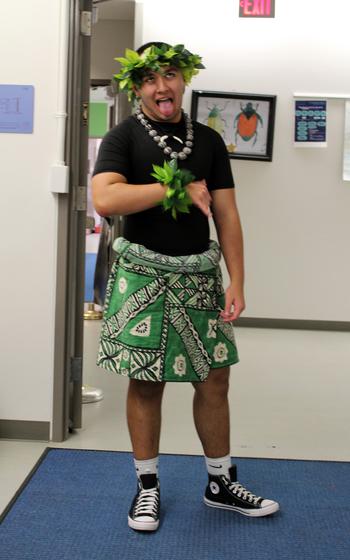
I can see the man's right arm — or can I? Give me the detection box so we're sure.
[92,172,166,216]
[92,172,213,218]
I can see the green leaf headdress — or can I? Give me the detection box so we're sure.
[113,43,205,101]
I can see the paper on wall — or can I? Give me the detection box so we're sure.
[294,100,327,148]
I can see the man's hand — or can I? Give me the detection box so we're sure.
[186,179,212,218]
[220,283,246,322]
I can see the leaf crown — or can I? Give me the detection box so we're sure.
[113,43,205,101]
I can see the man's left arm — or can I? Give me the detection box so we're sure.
[211,188,245,322]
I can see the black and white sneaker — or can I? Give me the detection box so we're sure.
[128,473,160,531]
[204,465,279,517]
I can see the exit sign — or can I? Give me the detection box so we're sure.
[239,0,275,18]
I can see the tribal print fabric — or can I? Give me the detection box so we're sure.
[97,238,239,382]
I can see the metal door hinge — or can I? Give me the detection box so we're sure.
[70,357,83,383]
[82,102,89,127]
[80,11,92,36]
[74,186,87,211]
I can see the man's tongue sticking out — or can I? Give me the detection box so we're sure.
[157,99,174,118]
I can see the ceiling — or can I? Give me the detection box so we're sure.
[94,0,135,21]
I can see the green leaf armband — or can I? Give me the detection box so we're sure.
[151,160,195,220]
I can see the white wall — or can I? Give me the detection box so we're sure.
[0,1,62,422]
[0,0,348,434]
[91,19,134,80]
[136,0,350,322]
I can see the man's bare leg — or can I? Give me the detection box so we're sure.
[193,367,280,517]
[127,379,165,531]
[127,379,166,460]
[192,366,230,458]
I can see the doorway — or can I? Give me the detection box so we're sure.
[52,0,135,442]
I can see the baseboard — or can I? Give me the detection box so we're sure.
[234,317,350,331]
[0,420,50,441]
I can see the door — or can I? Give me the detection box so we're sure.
[52,0,92,441]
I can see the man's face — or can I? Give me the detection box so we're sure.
[135,66,185,123]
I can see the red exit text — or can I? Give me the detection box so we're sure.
[239,0,275,18]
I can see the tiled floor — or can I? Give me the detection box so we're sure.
[1,322,350,516]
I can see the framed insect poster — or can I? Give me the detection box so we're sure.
[191,91,277,161]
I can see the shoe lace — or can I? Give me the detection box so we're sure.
[227,480,261,505]
[134,486,159,517]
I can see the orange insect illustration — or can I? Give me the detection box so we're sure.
[234,102,263,146]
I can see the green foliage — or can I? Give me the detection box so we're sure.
[151,159,195,219]
[114,43,205,102]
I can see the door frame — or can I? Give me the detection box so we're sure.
[51,0,92,442]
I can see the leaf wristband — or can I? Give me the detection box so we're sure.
[151,160,195,220]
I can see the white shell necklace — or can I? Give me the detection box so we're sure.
[134,106,194,161]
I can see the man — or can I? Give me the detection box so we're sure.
[92,42,279,531]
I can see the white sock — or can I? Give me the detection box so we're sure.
[134,456,159,479]
[205,454,231,477]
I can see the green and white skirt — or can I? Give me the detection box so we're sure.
[97,237,239,382]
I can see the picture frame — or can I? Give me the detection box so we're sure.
[191,90,277,161]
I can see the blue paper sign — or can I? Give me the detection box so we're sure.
[0,85,34,133]
[295,100,327,145]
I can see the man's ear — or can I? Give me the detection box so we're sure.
[133,85,141,99]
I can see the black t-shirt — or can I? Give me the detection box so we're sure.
[93,114,234,256]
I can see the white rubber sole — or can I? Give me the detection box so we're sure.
[128,516,159,531]
[204,497,279,517]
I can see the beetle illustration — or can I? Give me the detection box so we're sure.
[233,102,263,145]
[205,103,228,137]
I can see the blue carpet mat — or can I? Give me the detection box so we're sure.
[0,449,349,560]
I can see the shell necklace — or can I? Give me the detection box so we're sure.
[134,106,194,161]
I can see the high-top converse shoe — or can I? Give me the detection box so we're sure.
[128,473,160,531]
[204,465,279,517]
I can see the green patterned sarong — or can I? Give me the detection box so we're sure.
[97,238,239,382]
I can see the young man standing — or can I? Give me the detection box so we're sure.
[92,42,279,531]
